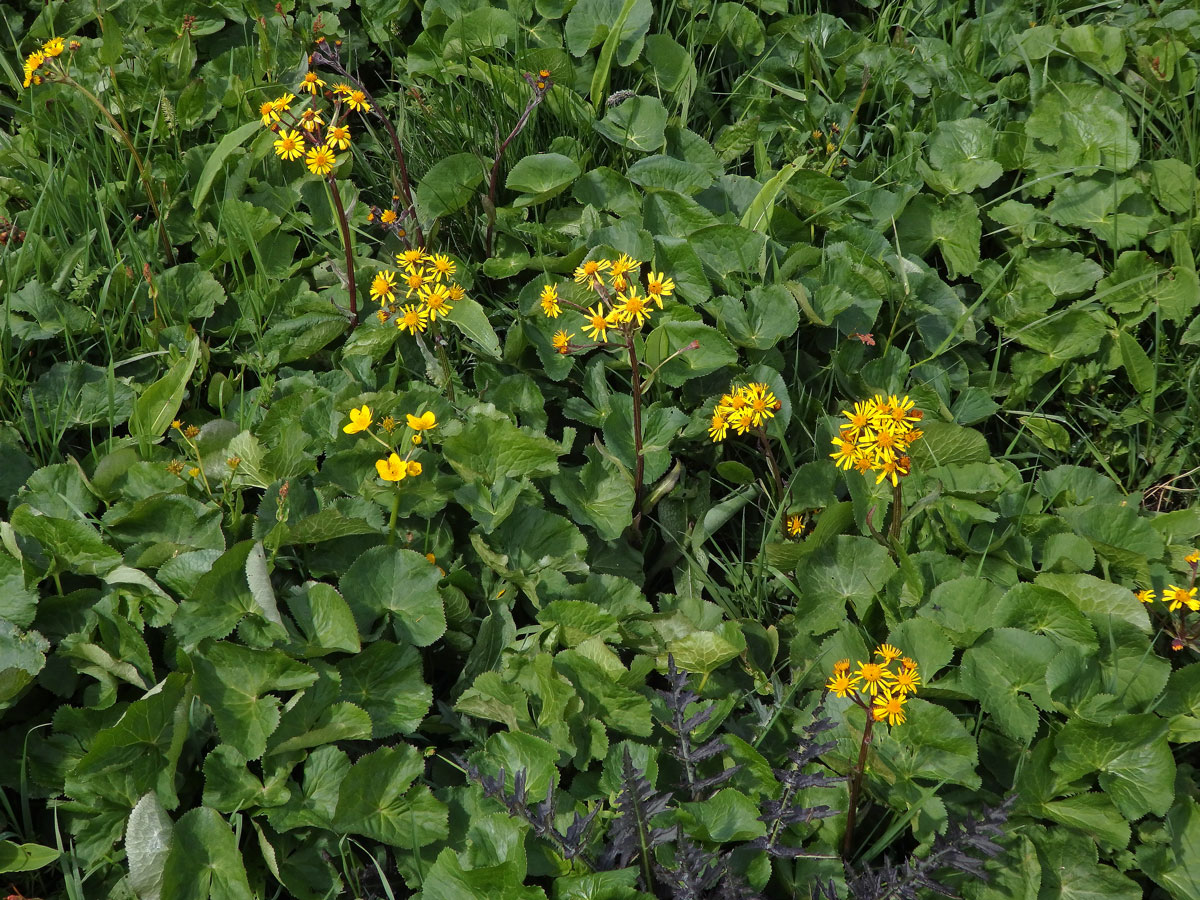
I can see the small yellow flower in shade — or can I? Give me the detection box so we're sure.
[343,405,373,434]
[397,304,429,334]
[171,419,183,431]
[376,453,407,481]
[1165,585,1200,612]
[406,460,423,477]
[709,411,729,443]
[833,659,851,674]
[1187,550,1200,565]
[886,665,921,696]
[407,411,437,432]
[1135,589,1155,604]
[872,690,907,726]
[875,644,902,663]
[396,247,427,268]
[381,209,398,225]
[616,290,652,327]
[830,435,860,470]
[786,514,805,537]
[299,108,325,132]
[381,416,397,433]
[273,92,296,112]
[582,303,613,341]
[422,284,453,321]
[370,270,396,304]
[299,71,325,95]
[552,330,573,354]
[425,553,437,565]
[851,661,887,697]
[900,657,917,670]
[428,254,456,282]
[609,253,639,281]
[447,283,466,302]
[826,670,855,698]
[539,284,561,318]
[184,425,200,439]
[344,89,371,112]
[188,467,201,478]
[326,124,351,150]
[573,258,611,289]
[273,129,305,161]
[332,83,352,96]
[42,37,65,57]
[306,145,337,176]
[646,271,675,305]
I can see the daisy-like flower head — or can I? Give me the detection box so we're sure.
[886,665,921,696]
[299,71,326,95]
[396,247,427,268]
[840,400,873,434]
[552,330,573,354]
[381,209,398,225]
[407,411,437,432]
[1165,585,1200,613]
[874,456,908,487]
[299,107,326,132]
[259,98,281,126]
[851,661,887,697]
[830,435,860,471]
[539,284,561,318]
[900,657,917,670]
[376,453,407,482]
[1135,589,1155,604]
[397,303,429,334]
[1186,550,1200,565]
[872,689,907,726]
[786,514,805,537]
[616,290,651,328]
[428,254,456,282]
[833,659,851,674]
[646,271,674,306]
[861,426,900,462]
[42,37,65,58]
[332,83,353,96]
[404,269,427,297]
[273,92,296,112]
[573,258,611,290]
[729,407,754,436]
[344,89,371,112]
[370,270,396,304]
[447,283,466,302]
[326,123,351,150]
[744,383,777,428]
[343,405,373,434]
[875,643,902,663]
[582,303,613,342]
[609,253,639,279]
[422,284,454,321]
[306,144,337,176]
[826,670,855,698]
[273,129,305,161]
[708,411,729,443]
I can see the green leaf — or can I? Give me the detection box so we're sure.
[157,264,227,320]
[442,405,562,483]
[417,153,485,219]
[550,445,634,540]
[593,96,668,152]
[627,155,713,195]
[338,641,430,738]
[555,649,652,735]
[707,285,800,350]
[681,788,767,842]
[1052,714,1175,819]
[920,119,1003,194]
[688,225,767,276]
[641,320,737,387]
[446,297,502,358]
[160,808,253,900]
[602,399,687,484]
[339,546,446,647]
[1058,503,1164,564]
[666,628,745,680]
[1025,82,1138,174]
[173,541,277,648]
[1033,827,1141,900]
[130,337,200,441]
[1060,24,1126,75]
[126,795,174,900]
[284,582,361,657]
[471,506,589,601]
[960,628,1057,744]
[1138,797,1200,900]
[794,535,898,621]
[332,746,448,848]
[0,620,48,709]
[918,576,1005,647]
[193,120,260,212]
[996,583,1097,651]
[9,505,121,578]
[421,849,544,900]
[506,153,581,206]
[874,698,980,789]
[480,731,560,801]
[1040,792,1130,852]
[0,841,58,873]
[565,0,652,66]
[102,495,226,552]
[191,640,317,759]
[907,421,991,468]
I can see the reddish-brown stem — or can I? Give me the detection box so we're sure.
[627,330,646,537]
[327,175,357,328]
[485,91,545,258]
[842,711,875,857]
[755,426,784,500]
[889,480,903,541]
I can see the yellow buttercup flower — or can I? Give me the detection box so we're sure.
[381,209,398,225]
[259,98,280,126]
[1186,550,1200,565]
[406,460,423,477]
[885,666,921,696]
[299,108,325,132]
[407,411,437,432]
[875,644,902,663]
[396,247,427,268]
[343,405,373,434]
[376,453,407,482]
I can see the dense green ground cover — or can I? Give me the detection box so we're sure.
[3,0,1200,896]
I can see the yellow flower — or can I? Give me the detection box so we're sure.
[397,304,429,334]
[875,643,902,663]
[422,284,453,321]
[1186,550,1200,565]
[582,303,613,341]
[826,671,855,698]
[573,258,611,290]
[376,453,407,482]
[448,283,466,302]
[609,253,639,281]
[42,37,65,58]
[344,89,371,112]
[407,411,437,432]
[332,83,352,96]
[299,71,325,95]
[744,383,777,428]
[171,419,183,431]
[188,467,201,478]
[552,330,573,354]
[886,665,921,696]
[166,459,185,476]
[872,690,907,726]
[404,269,427,297]
[840,400,873,435]
[874,456,909,487]
[851,661,887,697]
[326,124,351,150]
[381,416,397,433]
[1135,589,1155,604]
[1165,585,1200,612]
[306,145,337,176]
[428,254,456,282]
[259,98,280,126]
[833,659,851,674]
[646,271,674,306]
[786,514,805,537]
[709,411,729,443]
[381,209,398,225]
[343,405,373,434]
[829,435,860,470]
[370,270,396,304]
[396,247,427,268]
[616,290,651,327]
[406,460,423,477]
[273,129,305,161]
[539,284,561,318]
[729,407,753,436]
[299,108,325,132]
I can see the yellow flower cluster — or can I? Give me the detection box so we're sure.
[825,644,920,727]
[537,255,674,353]
[708,383,781,442]
[370,248,465,334]
[1138,586,1200,612]
[22,36,67,88]
[343,405,437,482]
[261,77,372,176]
[830,394,924,486]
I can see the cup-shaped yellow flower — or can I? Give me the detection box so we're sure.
[406,460,423,477]
[407,411,437,432]
[343,405,373,434]
[376,453,407,482]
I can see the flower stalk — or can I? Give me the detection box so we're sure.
[484,70,553,258]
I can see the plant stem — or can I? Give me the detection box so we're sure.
[484,90,546,258]
[756,426,785,500]
[889,480,903,542]
[842,712,875,858]
[627,332,646,538]
[326,175,358,328]
[62,76,176,265]
[387,492,400,546]
[434,332,456,402]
